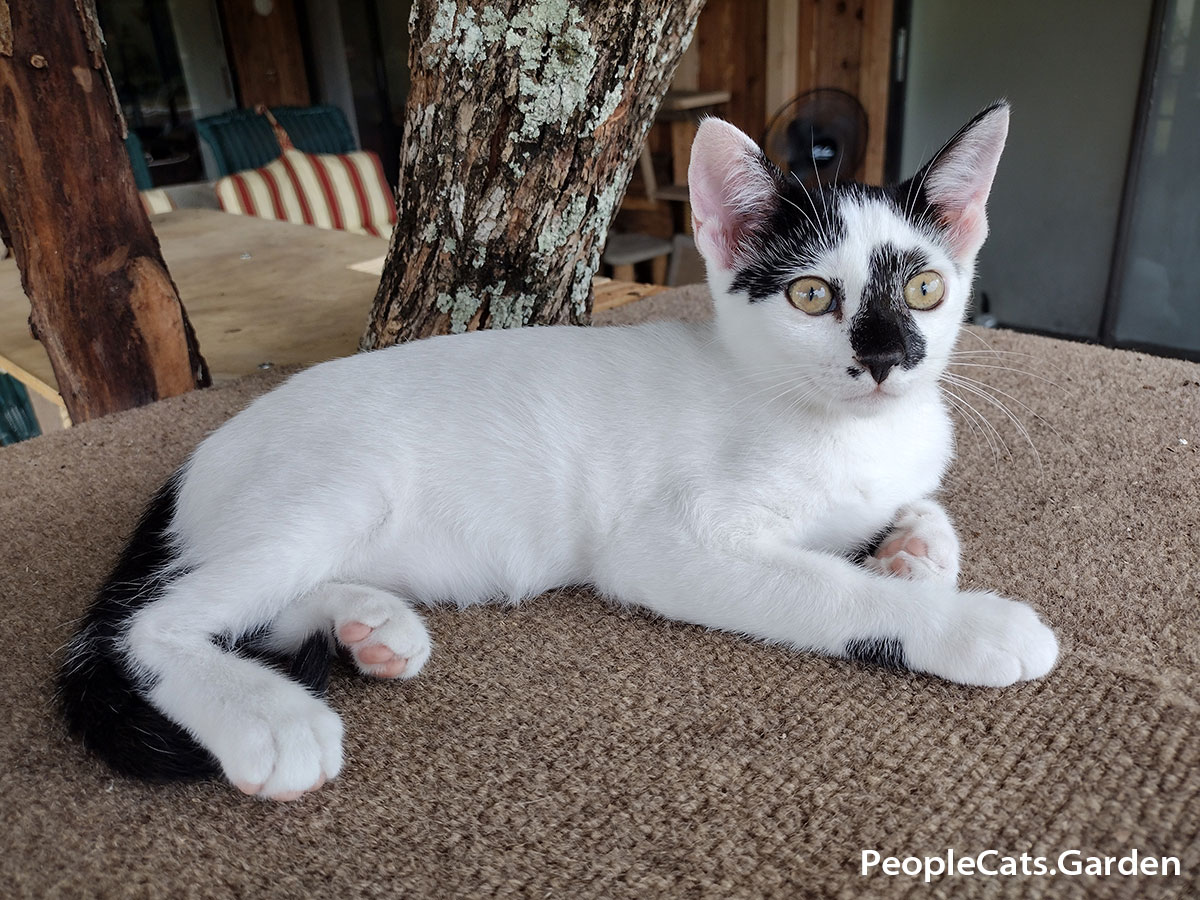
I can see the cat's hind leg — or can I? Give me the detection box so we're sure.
[124,565,346,801]
[265,582,433,680]
[866,498,960,584]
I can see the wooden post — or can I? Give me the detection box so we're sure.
[361,0,705,348]
[0,1,209,423]
[219,0,311,108]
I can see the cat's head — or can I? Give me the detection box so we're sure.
[689,104,1008,412]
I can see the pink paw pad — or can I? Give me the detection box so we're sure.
[236,775,327,801]
[338,621,373,643]
[878,536,929,575]
[338,621,410,678]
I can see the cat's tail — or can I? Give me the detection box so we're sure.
[57,472,332,781]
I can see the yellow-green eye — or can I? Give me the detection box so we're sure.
[904,271,945,310]
[787,277,835,315]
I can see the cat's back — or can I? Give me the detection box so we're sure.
[172,318,719,569]
[293,317,715,425]
[182,319,718,502]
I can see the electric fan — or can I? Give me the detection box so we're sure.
[762,88,869,187]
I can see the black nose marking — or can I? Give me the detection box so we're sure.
[855,350,905,384]
[848,242,930,384]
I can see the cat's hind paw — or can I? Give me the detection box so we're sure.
[222,693,344,800]
[334,595,432,680]
[151,664,345,801]
[869,498,960,584]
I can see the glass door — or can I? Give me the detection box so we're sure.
[338,0,412,187]
[897,0,1154,341]
[1107,0,1200,358]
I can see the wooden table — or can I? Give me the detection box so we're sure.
[0,209,662,429]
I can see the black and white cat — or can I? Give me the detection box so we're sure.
[60,103,1057,800]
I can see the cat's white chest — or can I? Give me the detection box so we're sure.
[738,398,952,553]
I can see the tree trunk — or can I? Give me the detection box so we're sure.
[361,0,705,349]
[0,0,209,423]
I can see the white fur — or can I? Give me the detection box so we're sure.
[122,114,1056,798]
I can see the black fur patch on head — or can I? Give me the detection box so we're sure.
[848,243,929,383]
[729,169,848,301]
[844,637,908,672]
[884,177,942,238]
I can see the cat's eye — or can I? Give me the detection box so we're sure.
[787,277,835,315]
[904,271,945,310]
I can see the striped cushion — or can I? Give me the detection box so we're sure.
[214,149,396,238]
[139,189,176,216]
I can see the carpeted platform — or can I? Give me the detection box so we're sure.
[1,285,1197,898]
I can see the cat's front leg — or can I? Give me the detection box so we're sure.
[596,521,1057,688]
[866,498,960,585]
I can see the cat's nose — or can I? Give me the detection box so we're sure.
[855,350,905,384]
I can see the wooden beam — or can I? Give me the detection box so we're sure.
[219,0,311,108]
[0,1,209,422]
[858,0,895,184]
[694,0,769,137]
[766,0,800,125]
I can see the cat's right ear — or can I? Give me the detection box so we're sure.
[907,103,1009,261]
[688,119,777,271]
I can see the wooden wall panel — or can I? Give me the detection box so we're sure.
[220,0,311,108]
[793,0,893,183]
[693,0,768,139]
[857,0,894,183]
[766,0,800,128]
[673,0,892,183]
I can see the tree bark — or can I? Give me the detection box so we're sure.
[361,0,705,349]
[0,0,209,423]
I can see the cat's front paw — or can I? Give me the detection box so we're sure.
[907,591,1058,687]
[868,499,960,584]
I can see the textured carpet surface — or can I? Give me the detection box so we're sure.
[1,285,1197,899]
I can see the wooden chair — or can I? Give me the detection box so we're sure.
[602,231,674,284]
[605,91,732,285]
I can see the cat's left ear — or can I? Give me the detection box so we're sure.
[909,102,1009,261]
[688,119,778,271]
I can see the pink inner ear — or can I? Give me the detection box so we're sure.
[945,200,988,259]
[923,105,1009,261]
[689,120,775,271]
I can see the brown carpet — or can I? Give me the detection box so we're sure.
[1,285,1197,899]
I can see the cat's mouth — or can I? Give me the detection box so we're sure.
[844,381,904,408]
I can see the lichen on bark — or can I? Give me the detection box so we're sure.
[362,0,706,350]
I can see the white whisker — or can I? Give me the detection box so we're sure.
[941,374,1042,470]
[940,386,1003,472]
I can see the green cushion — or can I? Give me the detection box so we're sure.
[124,132,154,191]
